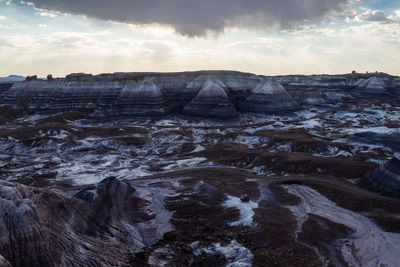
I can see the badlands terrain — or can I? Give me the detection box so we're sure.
[0,70,399,266]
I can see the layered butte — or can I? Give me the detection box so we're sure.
[182,78,238,119]
[1,71,399,120]
[238,78,297,112]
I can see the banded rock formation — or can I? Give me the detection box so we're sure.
[0,83,14,102]
[278,75,348,88]
[239,78,298,113]
[355,76,391,96]
[89,79,170,120]
[4,80,122,112]
[1,71,399,120]
[182,79,238,119]
[361,158,400,198]
[356,76,387,90]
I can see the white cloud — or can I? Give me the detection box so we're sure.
[35,10,58,18]
[388,10,400,22]
[0,38,12,47]
[0,15,8,20]
[0,0,12,5]
[353,9,400,24]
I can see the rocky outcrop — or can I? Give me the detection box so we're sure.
[355,76,390,96]
[360,158,400,198]
[278,75,348,89]
[4,80,122,112]
[88,79,170,120]
[348,132,400,152]
[182,79,238,119]
[0,255,11,266]
[0,177,167,266]
[238,78,297,113]
[0,83,14,102]
[0,83,14,93]
[0,75,25,82]
[356,77,387,90]
[391,78,400,88]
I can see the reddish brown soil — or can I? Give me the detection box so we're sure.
[195,142,377,178]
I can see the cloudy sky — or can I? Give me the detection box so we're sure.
[0,0,399,77]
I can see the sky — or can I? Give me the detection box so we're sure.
[0,0,399,77]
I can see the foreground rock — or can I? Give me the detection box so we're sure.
[361,158,400,198]
[0,177,163,266]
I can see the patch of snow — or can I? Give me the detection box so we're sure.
[272,121,285,127]
[193,144,205,152]
[343,126,396,135]
[312,145,353,157]
[244,124,275,134]
[20,114,59,123]
[347,178,360,185]
[190,240,254,267]
[366,158,386,165]
[273,143,292,152]
[294,110,318,119]
[55,153,150,185]
[155,120,178,126]
[163,157,207,171]
[222,195,258,226]
[300,118,322,129]
[233,135,266,149]
[132,181,176,246]
[147,247,175,266]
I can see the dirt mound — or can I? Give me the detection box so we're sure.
[195,142,376,178]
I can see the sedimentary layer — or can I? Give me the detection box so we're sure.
[1,71,399,120]
[238,78,298,112]
[182,79,238,119]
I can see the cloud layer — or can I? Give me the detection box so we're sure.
[23,0,349,36]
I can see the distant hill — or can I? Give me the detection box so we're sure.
[0,75,25,82]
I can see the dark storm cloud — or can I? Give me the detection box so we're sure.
[24,0,350,36]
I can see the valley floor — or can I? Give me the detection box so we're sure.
[0,96,399,266]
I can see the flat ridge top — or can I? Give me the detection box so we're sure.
[15,70,399,83]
